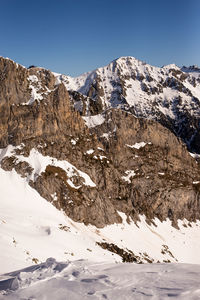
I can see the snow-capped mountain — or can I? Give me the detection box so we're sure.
[54,56,200,153]
[0,55,200,283]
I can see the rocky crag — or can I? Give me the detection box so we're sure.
[0,56,200,229]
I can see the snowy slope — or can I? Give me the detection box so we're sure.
[1,259,200,299]
[0,168,120,274]
[1,161,200,274]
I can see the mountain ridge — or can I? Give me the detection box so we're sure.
[51,55,200,153]
[0,55,200,270]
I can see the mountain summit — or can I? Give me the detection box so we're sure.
[53,56,200,153]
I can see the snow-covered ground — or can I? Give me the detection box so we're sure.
[0,167,120,274]
[1,259,200,299]
[1,144,200,298]
[1,161,200,275]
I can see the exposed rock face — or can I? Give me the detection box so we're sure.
[89,110,200,226]
[0,58,87,147]
[0,57,30,105]
[0,56,200,229]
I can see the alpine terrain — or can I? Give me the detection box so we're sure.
[0,56,200,298]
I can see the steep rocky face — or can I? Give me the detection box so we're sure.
[59,56,200,153]
[0,57,30,105]
[0,56,200,229]
[88,110,200,226]
[69,90,104,116]
[0,58,87,147]
[0,82,87,147]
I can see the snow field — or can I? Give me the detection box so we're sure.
[1,165,200,274]
[1,259,200,299]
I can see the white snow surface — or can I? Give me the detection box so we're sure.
[121,170,136,183]
[126,142,149,149]
[82,115,105,128]
[21,73,52,105]
[25,75,44,105]
[0,168,116,274]
[1,259,200,299]
[86,149,95,155]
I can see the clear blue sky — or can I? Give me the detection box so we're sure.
[0,0,199,76]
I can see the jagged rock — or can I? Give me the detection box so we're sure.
[96,242,140,263]
[88,109,200,226]
[0,72,87,147]
[1,157,33,178]
[0,57,30,105]
[0,56,200,229]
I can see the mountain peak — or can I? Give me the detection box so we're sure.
[162,63,180,70]
[115,56,145,64]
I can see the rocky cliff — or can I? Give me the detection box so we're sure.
[0,56,200,229]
